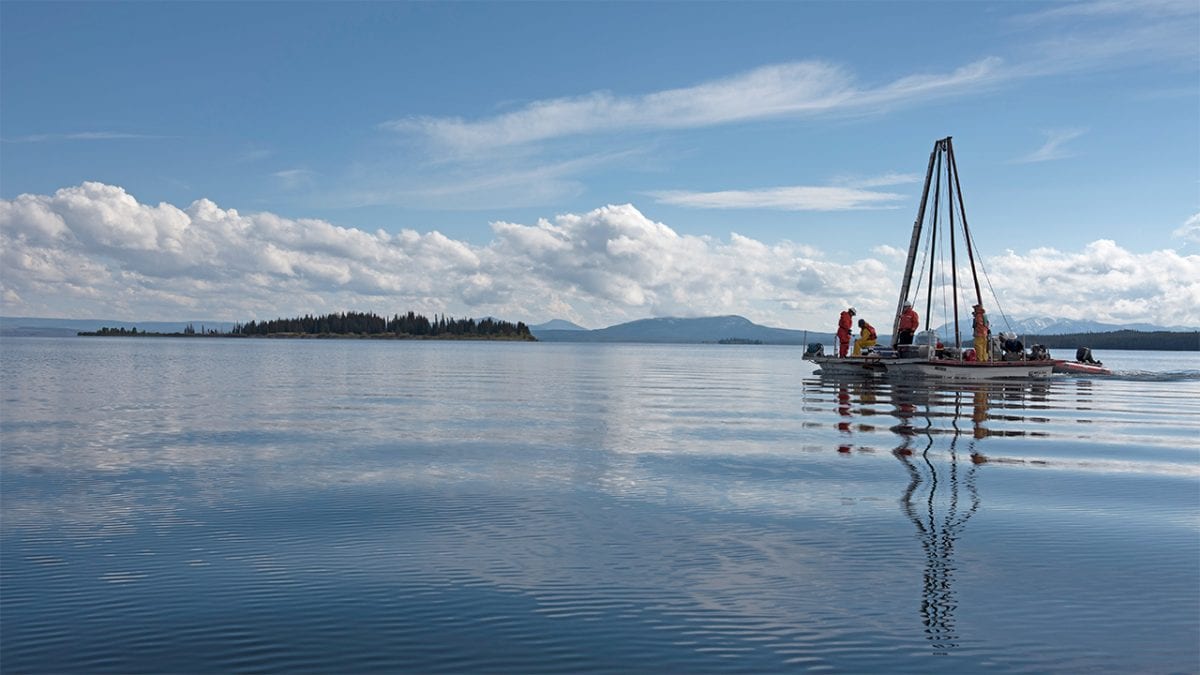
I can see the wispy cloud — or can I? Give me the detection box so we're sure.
[650,173,920,211]
[0,131,168,144]
[1174,213,1200,244]
[1007,0,1198,78]
[382,58,1006,153]
[380,0,1193,159]
[336,149,638,210]
[1013,129,1087,163]
[237,147,274,163]
[650,185,905,211]
[832,173,923,189]
[1014,0,1197,24]
[272,169,316,190]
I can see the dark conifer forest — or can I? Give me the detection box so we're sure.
[231,311,533,339]
[1027,330,1198,351]
[81,311,535,340]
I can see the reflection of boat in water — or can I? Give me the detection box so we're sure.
[807,137,1054,380]
[810,375,992,652]
[893,385,985,654]
[896,433,980,654]
[803,375,1054,452]
[803,375,1081,657]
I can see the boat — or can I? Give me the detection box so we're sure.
[1051,347,1113,375]
[1052,360,1113,376]
[807,137,1054,380]
[803,347,897,376]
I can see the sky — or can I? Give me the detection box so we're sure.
[1,1,1198,331]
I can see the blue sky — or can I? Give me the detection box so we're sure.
[2,1,1198,330]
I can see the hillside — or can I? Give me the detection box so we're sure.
[529,319,587,331]
[533,315,825,344]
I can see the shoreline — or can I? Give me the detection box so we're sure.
[77,331,537,341]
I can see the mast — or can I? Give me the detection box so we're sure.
[893,142,940,344]
[946,139,984,307]
[926,150,943,339]
[899,137,987,356]
[946,140,961,352]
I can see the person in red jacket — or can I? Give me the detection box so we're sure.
[895,302,919,346]
[853,318,877,356]
[837,307,856,357]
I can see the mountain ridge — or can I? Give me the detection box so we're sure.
[532,314,1196,345]
[529,319,587,331]
[534,315,820,344]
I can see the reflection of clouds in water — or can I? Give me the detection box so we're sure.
[5,341,1200,671]
[5,341,1198,541]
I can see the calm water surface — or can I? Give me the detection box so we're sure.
[2,338,1198,673]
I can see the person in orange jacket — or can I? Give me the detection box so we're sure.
[895,301,919,346]
[972,304,990,362]
[852,318,877,356]
[836,307,856,357]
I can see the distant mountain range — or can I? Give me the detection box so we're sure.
[933,316,1197,340]
[533,315,818,344]
[532,315,1195,345]
[986,316,1196,335]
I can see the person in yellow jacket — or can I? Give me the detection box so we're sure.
[852,318,877,356]
[972,304,990,362]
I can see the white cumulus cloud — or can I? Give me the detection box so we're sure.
[1,183,1197,329]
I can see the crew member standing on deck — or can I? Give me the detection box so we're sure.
[972,304,990,362]
[853,318,877,356]
[895,302,919,346]
[837,307,856,358]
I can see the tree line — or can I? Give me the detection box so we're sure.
[231,311,533,339]
[1028,330,1199,351]
[80,311,535,340]
[85,326,148,336]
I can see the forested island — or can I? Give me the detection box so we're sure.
[80,311,536,341]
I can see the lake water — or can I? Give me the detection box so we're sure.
[2,337,1198,673]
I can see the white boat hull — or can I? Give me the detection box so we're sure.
[805,355,920,376]
[889,359,1055,380]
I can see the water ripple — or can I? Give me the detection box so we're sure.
[1,340,1197,673]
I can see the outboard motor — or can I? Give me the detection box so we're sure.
[1075,346,1101,365]
[805,343,825,357]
